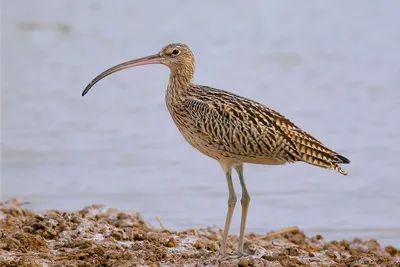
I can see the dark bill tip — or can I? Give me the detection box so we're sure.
[82,83,93,97]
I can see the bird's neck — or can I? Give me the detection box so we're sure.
[167,69,194,95]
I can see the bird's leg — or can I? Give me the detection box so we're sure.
[218,162,237,258]
[234,163,250,256]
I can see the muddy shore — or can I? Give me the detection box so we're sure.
[1,199,399,266]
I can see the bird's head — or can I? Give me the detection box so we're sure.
[82,43,195,96]
[159,43,195,71]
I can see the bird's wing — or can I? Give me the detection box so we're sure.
[186,89,348,174]
[185,96,299,162]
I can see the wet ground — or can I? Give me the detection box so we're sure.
[1,199,399,267]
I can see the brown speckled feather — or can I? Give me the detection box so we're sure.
[167,84,349,175]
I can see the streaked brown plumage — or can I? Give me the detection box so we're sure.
[82,43,350,259]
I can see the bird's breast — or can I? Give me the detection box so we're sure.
[165,97,223,160]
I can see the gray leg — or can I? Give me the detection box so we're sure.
[234,163,250,255]
[219,161,237,257]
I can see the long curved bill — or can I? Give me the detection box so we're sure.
[82,53,162,96]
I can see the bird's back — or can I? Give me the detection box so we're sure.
[166,84,349,175]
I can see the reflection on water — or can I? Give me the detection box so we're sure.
[3,1,400,246]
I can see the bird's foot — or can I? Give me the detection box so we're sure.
[217,250,248,262]
[217,254,238,262]
[217,251,236,262]
[236,249,249,258]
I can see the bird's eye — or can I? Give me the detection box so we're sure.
[172,49,180,56]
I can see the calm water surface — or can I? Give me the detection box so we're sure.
[3,1,400,246]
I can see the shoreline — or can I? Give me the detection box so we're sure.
[1,199,399,266]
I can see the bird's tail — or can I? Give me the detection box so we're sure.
[291,134,350,175]
[331,154,350,175]
[336,154,350,164]
[277,117,351,176]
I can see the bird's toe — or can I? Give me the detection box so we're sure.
[236,250,249,258]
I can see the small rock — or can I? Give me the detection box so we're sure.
[247,257,255,266]
[113,229,125,241]
[166,237,177,247]
[133,231,146,241]
[205,241,219,251]
[117,212,129,220]
[193,239,205,250]
[287,246,300,256]
[238,257,248,267]
[385,245,397,257]
[34,214,44,221]
[93,244,105,255]
[340,240,350,250]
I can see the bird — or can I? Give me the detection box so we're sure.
[82,43,350,258]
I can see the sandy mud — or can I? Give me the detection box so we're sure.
[1,199,399,266]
